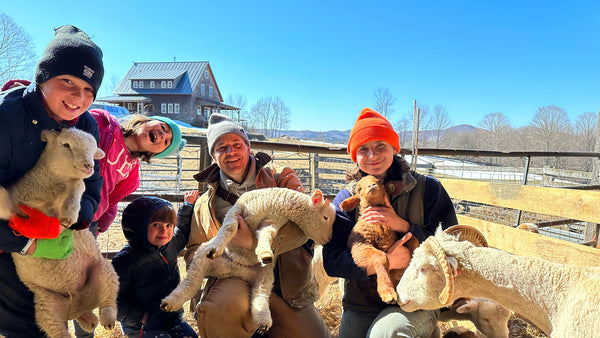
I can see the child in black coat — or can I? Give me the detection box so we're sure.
[112,196,197,338]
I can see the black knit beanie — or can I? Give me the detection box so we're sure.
[35,25,104,98]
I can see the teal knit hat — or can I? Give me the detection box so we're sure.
[150,116,186,159]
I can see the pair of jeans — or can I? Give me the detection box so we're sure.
[339,306,440,338]
[121,320,197,338]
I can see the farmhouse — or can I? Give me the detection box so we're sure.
[96,61,239,127]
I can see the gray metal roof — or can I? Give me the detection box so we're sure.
[130,69,186,80]
[113,61,209,95]
[95,95,150,102]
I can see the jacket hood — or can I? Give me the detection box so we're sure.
[121,196,171,248]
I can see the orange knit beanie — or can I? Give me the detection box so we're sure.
[347,107,399,162]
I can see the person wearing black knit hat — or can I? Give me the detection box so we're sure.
[0,25,105,338]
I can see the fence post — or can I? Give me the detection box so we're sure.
[515,156,530,226]
[310,153,316,192]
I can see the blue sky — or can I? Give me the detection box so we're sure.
[3,1,599,131]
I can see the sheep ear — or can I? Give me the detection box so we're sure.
[94,148,105,160]
[455,300,477,314]
[339,195,360,211]
[311,189,324,205]
[40,129,58,143]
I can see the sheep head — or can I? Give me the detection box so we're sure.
[304,189,336,245]
[455,298,511,338]
[340,175,393,213]
[41,128,105,179]
[396,225,487,312]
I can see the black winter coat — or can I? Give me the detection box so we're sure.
[112,197,193,331]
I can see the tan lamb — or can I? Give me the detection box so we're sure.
[161,188,336,333]
[340,175,420,304]
[0,128,119,338]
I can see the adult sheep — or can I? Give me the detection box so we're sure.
[396,225,600,337]
[161,188,336,333]
[0,128,119,338]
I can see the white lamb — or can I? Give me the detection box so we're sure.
[161,188,336,333]
[396,225,600,337]
[433,297,511,338]
[0,128,119,338]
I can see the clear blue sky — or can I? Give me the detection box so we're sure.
[3,1,599,131]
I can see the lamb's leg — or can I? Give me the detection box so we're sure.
[161,247,209,312]
[76,312,98,333]
[250,266,275,334]
[205,207,241,259]
[351,243,397,303]
[60,185,84,227]
[32,288,71,338]
[96,256,119,330]
[255,221,279,265]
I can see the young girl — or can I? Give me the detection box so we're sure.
[322,108,458,338]
[112,196,197,338]
[90,109,186,236]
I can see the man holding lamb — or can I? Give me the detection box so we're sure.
[180,113,329,337]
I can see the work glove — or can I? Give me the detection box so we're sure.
[9,204,61,239]
[33,229,74,259]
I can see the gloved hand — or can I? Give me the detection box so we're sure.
[33,229,74,259]
[9,204,61,239]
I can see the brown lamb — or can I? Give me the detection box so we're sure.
[340,175,420,304]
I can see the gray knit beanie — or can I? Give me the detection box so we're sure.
[35,25,104,98]
[207,113,250,154]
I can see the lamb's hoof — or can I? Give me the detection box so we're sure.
[76,312,98,332]
[256,324,270,335]
[99,306,117,330]
[260,256,273,265]
[378,288,398,304]
[160,301,173,312]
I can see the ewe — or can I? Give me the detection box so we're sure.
[0,128,119,338]
[341,175,419,303]
[161,188,336,333]
[397,225,600,337]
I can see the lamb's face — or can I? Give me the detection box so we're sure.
[304,190,336,245]
[355,175,387,208]
[44,129,105,179]
[396,241,448,312]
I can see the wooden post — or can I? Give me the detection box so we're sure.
[593,108,600,185]
[310,153,316,193]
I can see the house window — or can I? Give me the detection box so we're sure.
[174,103,180,114]
[197,107,202,115]
[212,108,216,114]
[127,103,132,110]
[167,81,173,88]
[204,107,210,117]
[205,70,209,79]
[138,81,144,88]
[132,81,138,89]
[201,84,205,95]
[209,86,213,97]
[161,103,166,114]
[150,81,155,88]
[161,81,166,88]
[168,103,173,114]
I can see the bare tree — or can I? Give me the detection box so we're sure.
[530,105,572,166]
[430,104,452,147]
[98,73,122,98]
[0,12,36,85]
[249,96,290,138]
[394,113,412,148]
[479,112,512,150]
[373,87,396,118]
[225,93,247,123]
[574,111,598,171]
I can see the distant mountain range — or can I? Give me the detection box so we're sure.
[279,124,481,144]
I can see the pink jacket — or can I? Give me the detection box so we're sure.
[90,109,140,233]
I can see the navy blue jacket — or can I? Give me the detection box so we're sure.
[322,156,457,312]
[0,84,102,337]
[112,197,192,331]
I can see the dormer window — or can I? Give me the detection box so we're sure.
[132,81,138,89]
[150,81,155,88]
[167,81,173,88]
[161,81,166,88]
[138,81,144,89]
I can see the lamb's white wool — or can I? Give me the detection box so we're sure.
[161,188,336,333]
[397,226,600,337]
[1,128,118,338]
